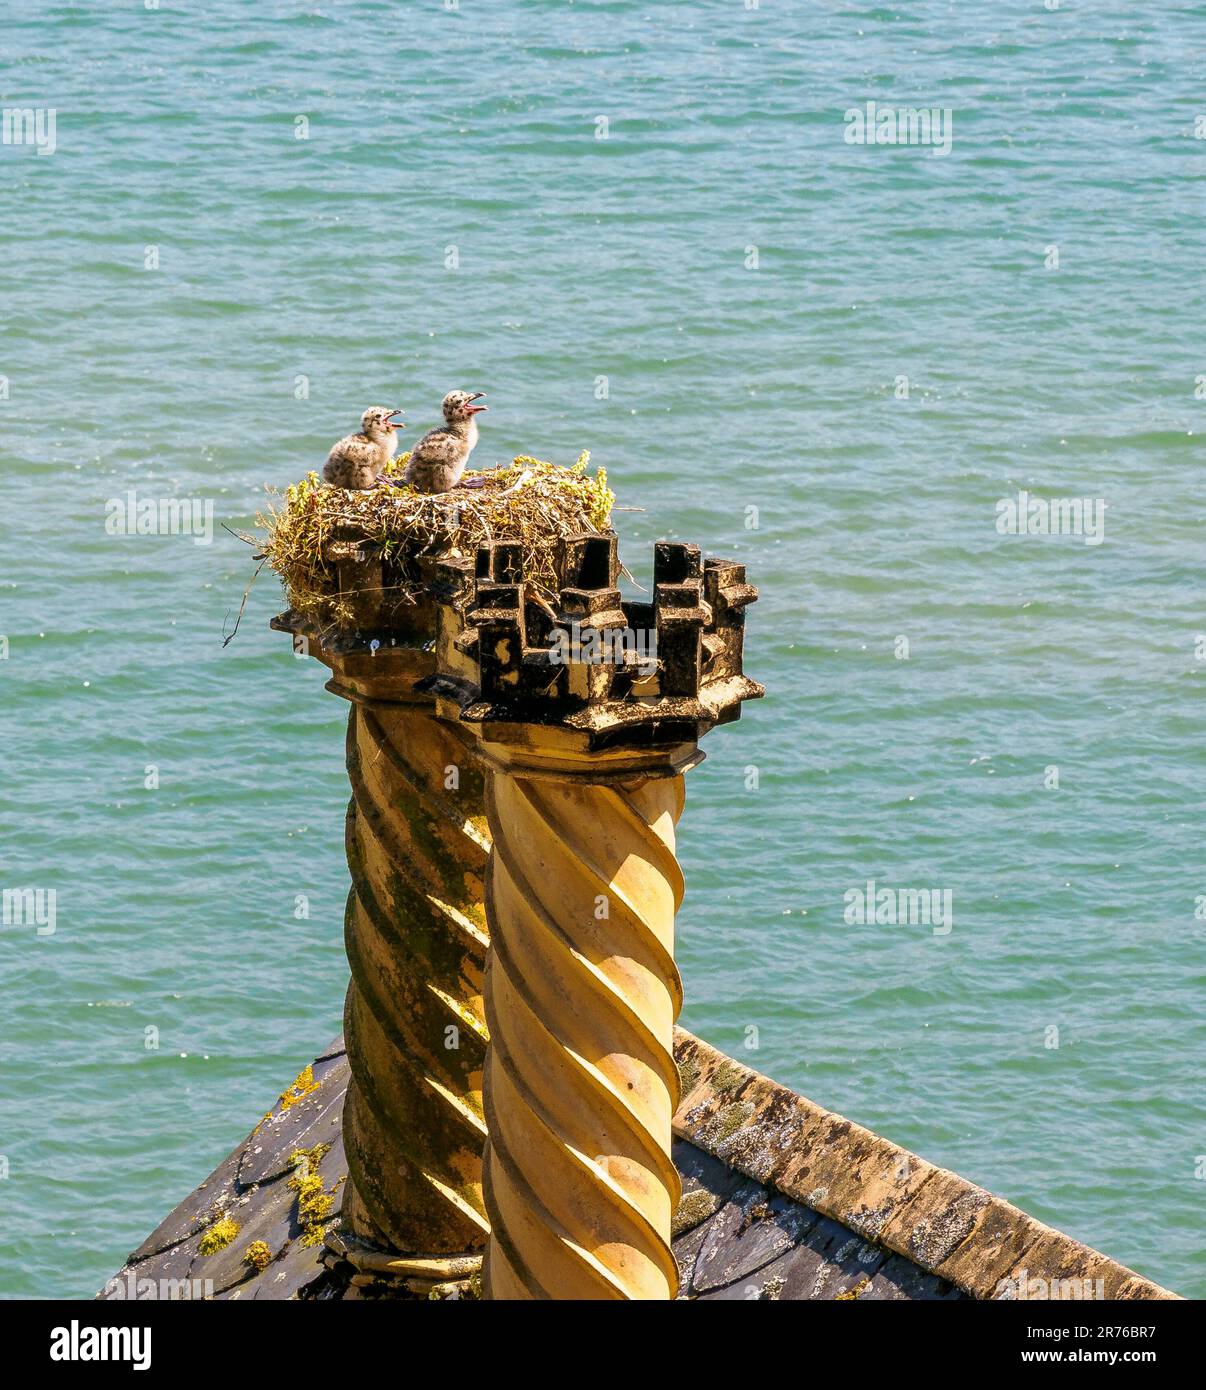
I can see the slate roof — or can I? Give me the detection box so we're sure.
[99,1030,1176,1301]
[672,1031,1174,1302]
[99,1038,349,1302]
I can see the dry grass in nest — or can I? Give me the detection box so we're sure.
[253,451,615,624]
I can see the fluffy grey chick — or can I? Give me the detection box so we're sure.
[323,407,405,489]
[402,391,487,494]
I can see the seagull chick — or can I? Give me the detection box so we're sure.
[403,391,488,494]
[322,407,405,489]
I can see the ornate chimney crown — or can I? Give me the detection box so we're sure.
[418,533,763,755]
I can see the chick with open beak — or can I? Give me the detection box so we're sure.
[322,406,405,490]
[402,391,488,494]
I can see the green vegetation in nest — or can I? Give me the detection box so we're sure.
[254,451,614,624]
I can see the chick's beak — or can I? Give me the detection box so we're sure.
[387,410,405,430]
[466,392,488,415]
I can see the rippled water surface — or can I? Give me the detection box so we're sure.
[2,0,1204,1298]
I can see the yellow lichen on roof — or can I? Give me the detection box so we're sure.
[288,1144,335,1248]
[198,1216,240,1256]
[243,1240,272,1272]
[278,1064,319,1111]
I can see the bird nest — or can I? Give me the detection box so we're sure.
[255,451,615,625]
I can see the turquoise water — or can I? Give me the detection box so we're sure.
[2,0,1204,1299]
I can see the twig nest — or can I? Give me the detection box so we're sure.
[258,452,614,622]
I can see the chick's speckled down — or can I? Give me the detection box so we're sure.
[404,390,486,493]
[323,406,403,490]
